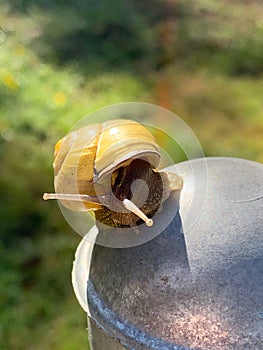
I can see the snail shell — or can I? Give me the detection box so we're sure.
[51,119,183,228]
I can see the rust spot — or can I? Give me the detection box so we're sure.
[161,276,169,284]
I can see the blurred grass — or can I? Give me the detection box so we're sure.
[0,0,263,349]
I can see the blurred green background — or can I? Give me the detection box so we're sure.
[0,0,262,349]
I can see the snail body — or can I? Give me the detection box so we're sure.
[44,119,183,228]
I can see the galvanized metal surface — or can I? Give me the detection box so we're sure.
[73,157,263,350]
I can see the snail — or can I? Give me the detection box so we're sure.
[43,119,183,229]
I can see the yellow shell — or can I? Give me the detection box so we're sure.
[53,119,160,211]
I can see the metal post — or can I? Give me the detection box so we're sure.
[73,157,263,350]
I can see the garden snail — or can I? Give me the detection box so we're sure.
[43,119,183,229]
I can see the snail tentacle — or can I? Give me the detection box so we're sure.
[122,199,153,227]
[43,193,103,207]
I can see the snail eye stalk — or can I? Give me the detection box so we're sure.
[43,193,102,204]
[122,199,153,227]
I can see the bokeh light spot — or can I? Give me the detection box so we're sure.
[53,92,67,106]
[2,72,19,91]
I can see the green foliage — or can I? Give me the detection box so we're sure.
[0,233,89,349]
[0,0,263,349]
[7,0,161,69]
